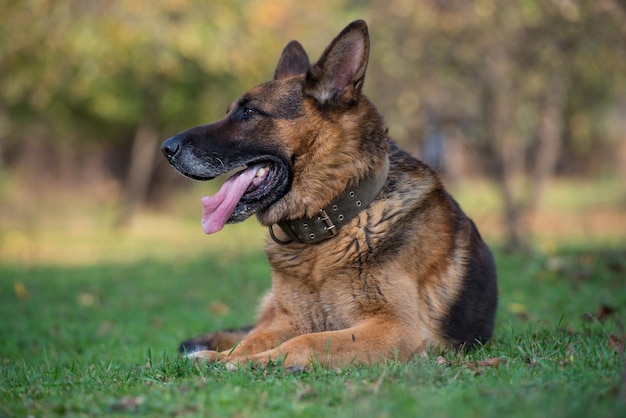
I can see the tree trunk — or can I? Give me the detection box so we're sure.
[529,71,567,213]
[117,120,159,227]
[0,107,5,172]
[481,43,530,253]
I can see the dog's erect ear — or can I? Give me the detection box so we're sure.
[305,20,370,106]
[274,40,310,80]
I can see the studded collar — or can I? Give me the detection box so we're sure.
[269,156,390,245]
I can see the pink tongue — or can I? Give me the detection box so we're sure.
[201,167,259,234]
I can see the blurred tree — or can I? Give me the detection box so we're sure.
[61,0,247,224]
[0,0,361,223]
[0,1,69,169]
[1,0,624,247]
[367,0,626,251]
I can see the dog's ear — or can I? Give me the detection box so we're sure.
[305,20,370,106]
[274,41,310,80]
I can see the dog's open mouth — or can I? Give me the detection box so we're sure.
[201,161,286,234]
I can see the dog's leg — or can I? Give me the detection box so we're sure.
[180,291,279,355]
[223,319,422,369]
[187,296,300,362]
[188,327,295,362]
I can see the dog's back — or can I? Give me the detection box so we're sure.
[379,144,497,349]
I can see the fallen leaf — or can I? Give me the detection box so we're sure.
[14,282,27,300]
[475,358,502,369]
[596,304,616,321]
[609,334,625,355]
[436,356,450,366]
[508,302,528,315]
[207,301,230,315]
[77,293,95,307]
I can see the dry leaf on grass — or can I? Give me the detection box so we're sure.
[436,356,451,366]
[14,282,28,300]
[609,334,625,355]
[596,304,617,321]
[207,301,230,315]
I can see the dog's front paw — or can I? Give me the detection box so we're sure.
[186,349,220,362]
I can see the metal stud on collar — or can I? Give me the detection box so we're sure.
[271,155,390,245]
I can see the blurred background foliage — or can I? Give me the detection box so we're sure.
[0,0,625,259]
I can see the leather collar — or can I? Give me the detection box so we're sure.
[270,156,390,245]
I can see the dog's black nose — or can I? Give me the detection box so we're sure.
[162,136,182,158]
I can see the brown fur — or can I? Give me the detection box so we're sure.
[162,20,497,368]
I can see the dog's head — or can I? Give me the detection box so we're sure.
[162,20,388,232]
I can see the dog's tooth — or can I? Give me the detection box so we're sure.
[256,167,267,177]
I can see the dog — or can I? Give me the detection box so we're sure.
[161,20,497,368]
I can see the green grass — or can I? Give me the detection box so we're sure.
[1,177,625,416]
[1,245,625,417]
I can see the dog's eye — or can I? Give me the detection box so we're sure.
[234,103,262,121]
[243,107,256,117]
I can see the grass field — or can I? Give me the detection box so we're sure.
[1,178,625,417]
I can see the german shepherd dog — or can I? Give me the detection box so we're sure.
[161,20,497,368]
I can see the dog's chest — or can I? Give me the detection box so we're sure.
[273,275,363,333]
[269,238,390,332]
